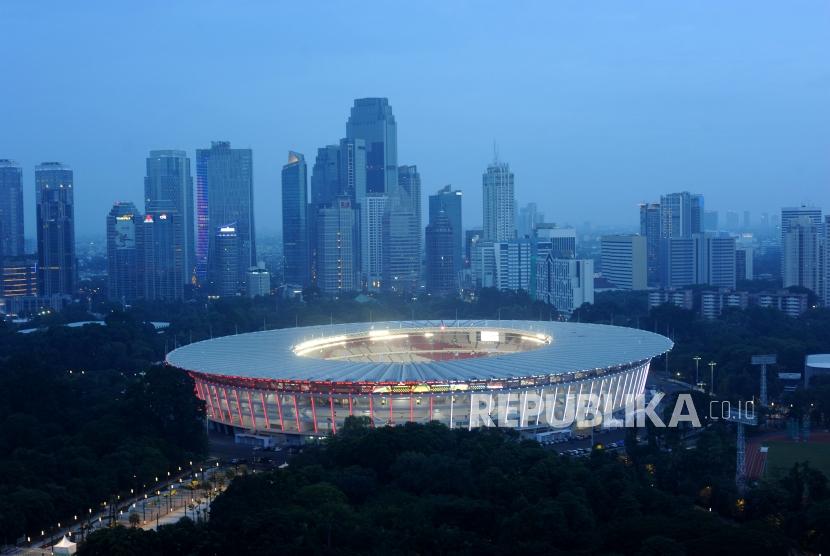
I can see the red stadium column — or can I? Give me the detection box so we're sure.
[247,391,257,430]
[389,395,393,425]
[310,395,319,433]
[369,395,375,427]
[275,393,285,431]
[233,389,244,426]
[212,385,224,422]
[409,394,414,423]
[329,396,336,435]
[429,396,434,421]
[293,394,301,433]
[348,394,353,416]
[259,392,270,430]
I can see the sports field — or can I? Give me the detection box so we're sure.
[765,440,830,478]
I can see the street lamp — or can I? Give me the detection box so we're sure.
[708,361,717,395]
[693,356,701,386]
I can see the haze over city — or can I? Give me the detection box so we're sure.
[3,0,829,237]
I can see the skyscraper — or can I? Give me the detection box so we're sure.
[212,224,241,297]
[659,191,704,238]
[517,203,544,239]
[195,141,255,291]
[600,235,647,290]
[482,161,515,242]
[536,256,594,315]
[0,160,24,258]
[782,215,821,293]
[346,98,397,196]
[317,197,358,295]
[639,202,661,287]
[425,210,456,296]
[383,165,422,293]
[281,151,309,287]
[106,201,140,303]
[311,145,341,207]
[35,162,76,296]
[141,201,184,301]
[339,138,367,202]
[361,194,388,290]
[428,185,463,276]
[698,235,736,289]
[781,206,822,234]
[824,216,830,307]
[144,150,194,284]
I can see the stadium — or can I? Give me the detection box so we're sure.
[165,320,673,437]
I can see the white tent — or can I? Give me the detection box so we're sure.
[54,535,77,555]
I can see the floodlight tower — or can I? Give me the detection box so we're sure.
[751,354,776,407]
[725,406,758,490]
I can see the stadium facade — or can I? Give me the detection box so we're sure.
[165,320,673,436]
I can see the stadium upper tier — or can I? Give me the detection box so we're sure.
[165,320,673,384]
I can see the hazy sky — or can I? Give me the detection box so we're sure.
[2,0,829,237]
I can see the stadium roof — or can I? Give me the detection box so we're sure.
[165,320,673,383]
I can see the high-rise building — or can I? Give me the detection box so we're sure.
[428,185,463,275]
[212,224,241,297]
[517,203,544,239]
[536,255,594,315]
[311,145,341,207]
[140,201,184,301]
[106,202,140,303]
[824,216,830,307]
[660,191,704,238]
[781,206,822,234]
[782,215,821,294]
[281,151,310,287]
[465,229,483,269]
[361,194,388,290]
[0,255,37,298]
[482,161,515,242]
[639,202,662,287]
[195,141,255,289]
[247,265,271,298]
[725,211,740,231]
[600,235,647,290]
[317,197,358,295]
[704,210,719,232]
[383,165,422,292]
[698,235,736,289]
[144,150,194,283]
[346,98,397,196]
[492,239,533,292]
[35,162,76,296]
[338,138,367,202]
[735,246,754,282]
[0,160,24,258]
[661,237,697,289]
[534,224,576,259]
[425,211,456,296]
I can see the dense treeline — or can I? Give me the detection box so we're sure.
[79,419,830,555]
[0,314,206,544]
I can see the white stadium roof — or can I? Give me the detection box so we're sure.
[165,320,673,384]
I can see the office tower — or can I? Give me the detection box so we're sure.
[247,265,271,297]
[661,237,697,288]
[0,160,24,258]
[361,194,388,290]
[704,210,719,232]
[106,202,140,303]
[35,162,76,296]
[144,150,194,283]
[465,229,483,268]
[140,201,184,301]
[781,206,822,234]
[471,241,496,289]
[482,160,515,241]
[346,98,397,196]
[660,191,704,238]
[0,255,37,298]
[518,203,544,239]
[382,165,422,292]
[536,255,594,315]
[425,211,456,296]
[782,215,821,293]
[534,224,576,259]
[600,235,647,290]
[699,235,736,289]
[338,138,367,202]
[639,202,661,287]
[492,239,532,292]
[195,141,255,288]
[735,246,754,281]
[311,145,341,207]
[825,216,830,307]
[428,185,463,275]
[211,224,240,297]
[317,197,357,295]
[281,151,310,287]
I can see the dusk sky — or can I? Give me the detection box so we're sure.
[3,0,829,238]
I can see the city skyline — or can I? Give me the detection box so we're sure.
[2,1,829,238]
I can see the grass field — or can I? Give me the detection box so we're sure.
[765,441,830,478]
